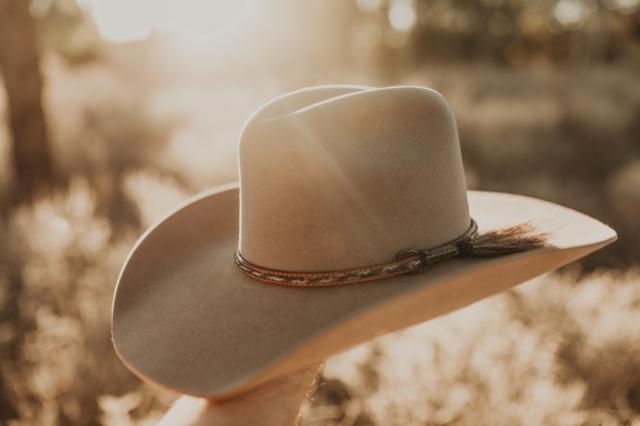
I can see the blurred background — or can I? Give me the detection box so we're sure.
[0,0,639,424]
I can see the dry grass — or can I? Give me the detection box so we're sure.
[303,269,640,425]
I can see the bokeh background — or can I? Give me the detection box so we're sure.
[0,0,639,424]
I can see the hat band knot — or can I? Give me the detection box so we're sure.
[234,220,548,288]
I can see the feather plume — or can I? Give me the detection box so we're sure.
[457,223,549,257]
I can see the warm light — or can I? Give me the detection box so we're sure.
[78,0,249,43]
[356,0,383,14]
[553,0,584,26]
[388,0,417,32]
[614,0,640,10]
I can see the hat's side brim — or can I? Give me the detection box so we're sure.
[111,183,616,398]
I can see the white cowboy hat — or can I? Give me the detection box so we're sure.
[111,85,616,398]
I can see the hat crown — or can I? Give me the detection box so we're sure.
[238,86,470,271]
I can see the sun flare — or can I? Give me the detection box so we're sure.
[77,0,250,43]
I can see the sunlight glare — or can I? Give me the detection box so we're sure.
[78,0,249,44]
[356,0,383,14]
[614,0,640,10]
[388,0,417,32]
[553,0,584,26]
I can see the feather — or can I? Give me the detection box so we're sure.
[457,223,549,257]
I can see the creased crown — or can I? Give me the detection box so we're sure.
[238,86,470,272]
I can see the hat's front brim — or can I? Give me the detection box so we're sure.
[111,183,615,398]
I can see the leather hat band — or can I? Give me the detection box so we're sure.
[234,220,480,287]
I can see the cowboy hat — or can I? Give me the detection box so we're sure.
[111,85,616,398]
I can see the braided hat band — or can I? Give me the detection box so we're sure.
[234,219,549,288]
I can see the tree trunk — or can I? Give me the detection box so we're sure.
[0,0,54,204]
[0,0,53,420]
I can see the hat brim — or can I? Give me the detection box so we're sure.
[111,182,615,398]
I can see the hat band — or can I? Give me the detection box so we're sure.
[234,219,548,288]
[234,220,477,287]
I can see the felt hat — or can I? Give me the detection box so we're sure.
[111,85,616,398]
